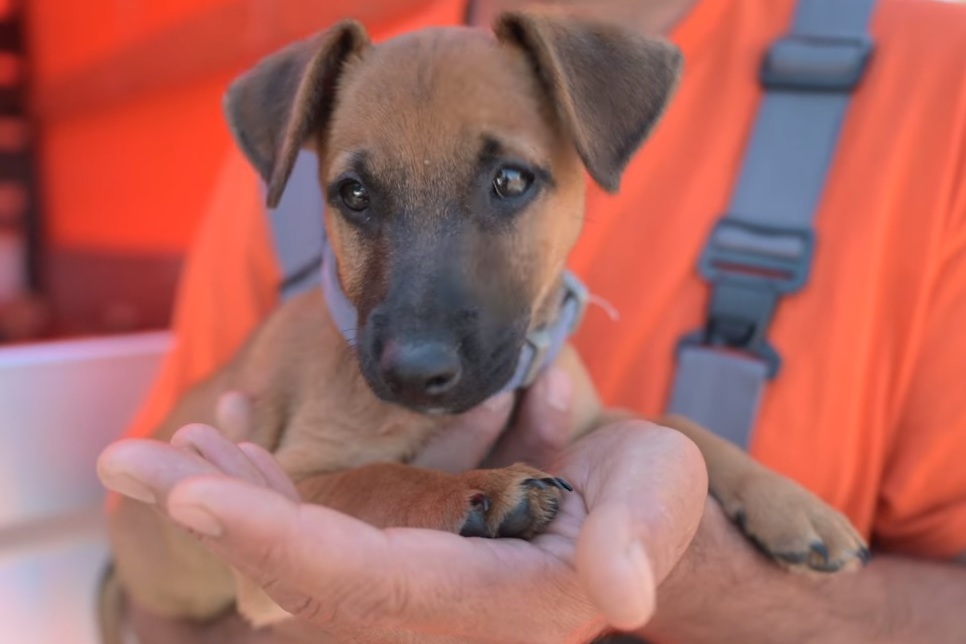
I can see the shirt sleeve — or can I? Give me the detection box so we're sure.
[123,148,281,440]
[874,168,966,560]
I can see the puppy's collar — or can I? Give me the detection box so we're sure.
[319,232,589,393]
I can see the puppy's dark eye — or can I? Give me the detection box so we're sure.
[339,180,370,211]
[493,167,534,199]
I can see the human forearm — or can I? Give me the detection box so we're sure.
[642,500,966,644]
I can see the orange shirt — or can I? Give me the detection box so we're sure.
[126,0,966,559]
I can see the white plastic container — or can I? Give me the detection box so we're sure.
[0,331,170,643]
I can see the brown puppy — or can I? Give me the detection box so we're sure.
[102,11,869,638]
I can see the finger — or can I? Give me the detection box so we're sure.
[238,442,299,501]
[577,502,656,631]
[166,477,585,638]
[411,392,514,472]
[216,391,255,441]
[566,422,707,630]
[171,424,266,486]
[97,438,222,505]
[482,367,572,469]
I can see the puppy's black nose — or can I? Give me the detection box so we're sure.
[379,341,462,398]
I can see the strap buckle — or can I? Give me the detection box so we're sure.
[699,219,814,291]
[760,34,873,92]
[680,218,814,378]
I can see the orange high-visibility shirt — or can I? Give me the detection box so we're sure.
[125,0,966,559]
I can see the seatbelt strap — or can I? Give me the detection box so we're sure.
[667,0,876,447]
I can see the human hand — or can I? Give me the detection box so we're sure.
[98,370,707,642]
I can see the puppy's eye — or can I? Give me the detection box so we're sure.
[339,180,370,211]
[493,167,534,199]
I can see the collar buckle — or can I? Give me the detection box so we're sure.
[518,271,590,388]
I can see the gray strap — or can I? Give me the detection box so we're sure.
[667,350,770,447]
[266,151,325,301]
[667,0,875,447]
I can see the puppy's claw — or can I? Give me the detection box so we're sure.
[460,493,491,537]
[470,492,490,513]
[554,477,574,492]
[810,541,829,564]
[534,477,573,492]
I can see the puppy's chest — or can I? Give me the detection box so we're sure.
[271,396,447,480]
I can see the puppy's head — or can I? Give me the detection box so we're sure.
[225,13,681,414]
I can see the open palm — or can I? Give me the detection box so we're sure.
[99,405,706,643]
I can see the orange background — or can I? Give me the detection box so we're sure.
[26,0,446,254]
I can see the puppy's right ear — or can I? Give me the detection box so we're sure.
[224,21,369,208]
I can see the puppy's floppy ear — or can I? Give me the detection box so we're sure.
[223,20,369,207]
[495,12,682,192]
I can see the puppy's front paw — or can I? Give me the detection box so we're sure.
[717,472,869,574]
[458,464,572,540]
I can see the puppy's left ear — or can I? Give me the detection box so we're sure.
[495,13,682,192]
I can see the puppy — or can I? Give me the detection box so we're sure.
[101,11,868,639]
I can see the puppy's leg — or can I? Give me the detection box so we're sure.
[297,461,570,538]
[555,344,868,574]
[659,414,869,573]
[237,461,571,626]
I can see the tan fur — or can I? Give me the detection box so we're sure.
[102,12,867,639]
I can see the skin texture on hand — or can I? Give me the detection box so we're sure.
[98,368,708,643]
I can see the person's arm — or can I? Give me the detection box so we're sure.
[641,499,966,644]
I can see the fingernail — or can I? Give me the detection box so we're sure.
[545,368,573,412]
[483,391,514,412]
[103,473,156,505]
[169,502,224,538]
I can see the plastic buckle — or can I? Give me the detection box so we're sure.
[676,331,781,379]
[699,219,814,293]
[760,34,873,92]
[680,218,814,379]
[520,328,551,388]
[519,272,588,388]
[561,271,590,334]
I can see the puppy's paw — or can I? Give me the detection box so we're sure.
[458,464,572,540]
[716,472,869,574]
